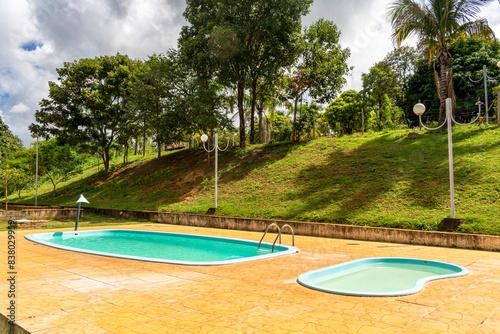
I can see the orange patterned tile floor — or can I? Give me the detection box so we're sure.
[1,224,499,333]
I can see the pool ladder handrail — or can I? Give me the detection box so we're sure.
[258,223,280,250]
[258,223,295,252]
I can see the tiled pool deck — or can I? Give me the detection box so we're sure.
[2,224,500,333]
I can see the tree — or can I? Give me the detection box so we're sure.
[0,116,23,161]
[171,50,233,142]
[30,53,136,172]
[288,18,351,142]
[2,147,32,198]
[325,90,368,135]
[362,61,400,110]
[267,111,293,142]
[179,0,313,148]
[254,74,289,143]
[37,140,85,197]
[447,37,500,115]
[388,0,496,122]
[295,103,322,141]
[406,36,500,125]
[130,53,185,159]
[382,46,419,103]
[7,168,31,199]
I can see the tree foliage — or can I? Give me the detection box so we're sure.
[362,61,400,110]
[0,116,23,162]
[325,90,367,135]
[383,46,419,98]
[406,37,500,125]
[37,139,85,197]
[180,0,313,147]
[6,167,31,199]
[129,52,186,158]
[388,0,496,122]
[288,18,351,142]
[267,111,293,142]
[30,53,136,172]
[448,37,500,115]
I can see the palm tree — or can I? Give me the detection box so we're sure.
[388,0,496,122]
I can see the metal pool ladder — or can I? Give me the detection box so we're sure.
[258,223,295,252]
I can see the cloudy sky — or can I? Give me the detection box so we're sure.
[1,0,499,147]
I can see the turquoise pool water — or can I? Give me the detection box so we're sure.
[25,229,298,265]
[298,257,468,296]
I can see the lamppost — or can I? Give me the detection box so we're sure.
[467,61,500,124]
[200,133,229,210]
[1,160,6,211]
[413,97,482,223]
[31,133,39,206]
[4,168,6,211]
[497,60,500,127]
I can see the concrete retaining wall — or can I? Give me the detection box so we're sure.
[85,207,500,252]
[0,206,79,222]
[0,314,30,334]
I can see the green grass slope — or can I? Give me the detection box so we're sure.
[13,126,500,235]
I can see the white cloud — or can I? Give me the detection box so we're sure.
[10,103,30,114]
[0,0,186,146]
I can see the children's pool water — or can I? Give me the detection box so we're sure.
[297,257,468,296]
[25,229,298,265]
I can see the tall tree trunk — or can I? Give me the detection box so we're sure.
[123,142,129,164]
[292,96,299,143]
[46,174,57,197]
[103,148,110,173]
[142,131,146,158]
[237,76,246,148]
[439,62,449,123]
[134,138,138,155]
[207,131,213,167]
[250,75,257,144]
[157,139,161,159]
[257,102,265,143]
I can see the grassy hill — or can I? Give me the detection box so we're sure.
[12,126,500,235]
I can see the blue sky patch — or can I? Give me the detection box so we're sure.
[21,41,43,52]
[0,93,9,103]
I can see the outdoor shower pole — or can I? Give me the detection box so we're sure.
[74,195,89,232]
[74,202,82,231]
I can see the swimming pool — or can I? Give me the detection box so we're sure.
[25,229,299,265]
[297,257,469,296]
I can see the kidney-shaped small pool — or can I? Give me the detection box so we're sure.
[25,229,298,265]
[298,257,468,296]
